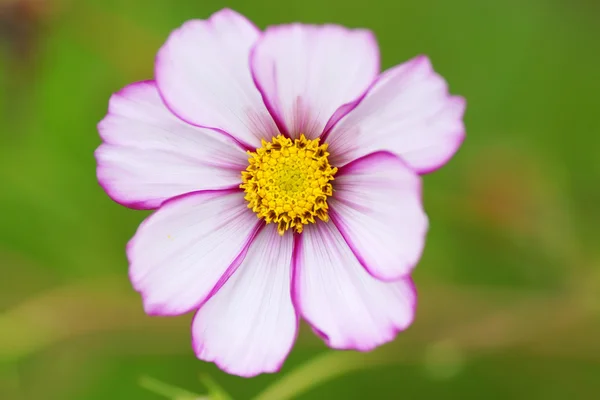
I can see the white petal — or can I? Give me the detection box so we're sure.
[155,9,279,148]
[251,23,379,139]
[96,81,247,209]
[128,190,261,315]
[326,55,466,173]
[192,225,296,377]
[294,221,416,350]
[330,152,428,280]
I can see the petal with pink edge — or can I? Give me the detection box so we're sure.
[96,81,247,210]
[294,221,416,351]
[192,225,296,377]
[292,221,416,351]
[330,152,428,281]
[128,190,261,316]
[326,55,466,174]
[155,9,279,148]
[251,23,379,139]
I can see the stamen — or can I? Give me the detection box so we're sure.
[240,134,337,235]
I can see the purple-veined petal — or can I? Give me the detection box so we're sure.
[128,189,261,316]
[330,151,428,281]
[293,221,416,351]
[326,55,466,174]
[155,9,278,148]
[96,81,247,210]
[192,225,296,377]
[251,23,379,139]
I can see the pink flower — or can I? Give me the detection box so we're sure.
[95,9,465,377]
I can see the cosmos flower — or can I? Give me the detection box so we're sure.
[95,9,465,377]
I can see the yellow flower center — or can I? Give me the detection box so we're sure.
[240,134,338,235]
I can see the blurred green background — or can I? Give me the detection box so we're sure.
[1,0,599,399]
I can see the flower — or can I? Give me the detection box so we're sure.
[95,8,465,377]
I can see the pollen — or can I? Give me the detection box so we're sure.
[240,134,338,235]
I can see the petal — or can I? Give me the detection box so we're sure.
[192,225,296,377]
[96,81,248,210]
[155,9,279,148]
[330,152,428,281]
[251,23,379,139]
[294,221,416,351]
[128,189,261,316]
[326,55,466,174]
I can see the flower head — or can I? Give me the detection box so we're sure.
[96,9,465,377]
[241,134,337,234]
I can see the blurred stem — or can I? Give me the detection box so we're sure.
[253,351,398,400]
[138,376,201,400]
[199,374,233,400]
[0,276,189,363]
[254,287,598,400]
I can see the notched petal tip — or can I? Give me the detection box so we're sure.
[331,151,428,281]
[414,53,432,67]
[250,22,380,140]
[295,222,418,352]
[95,80,248,209]
[154,8,275,148]
[326,53,466,174]
[190,225,297,377]
[95,144,159,210]
[450,95,468,119]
